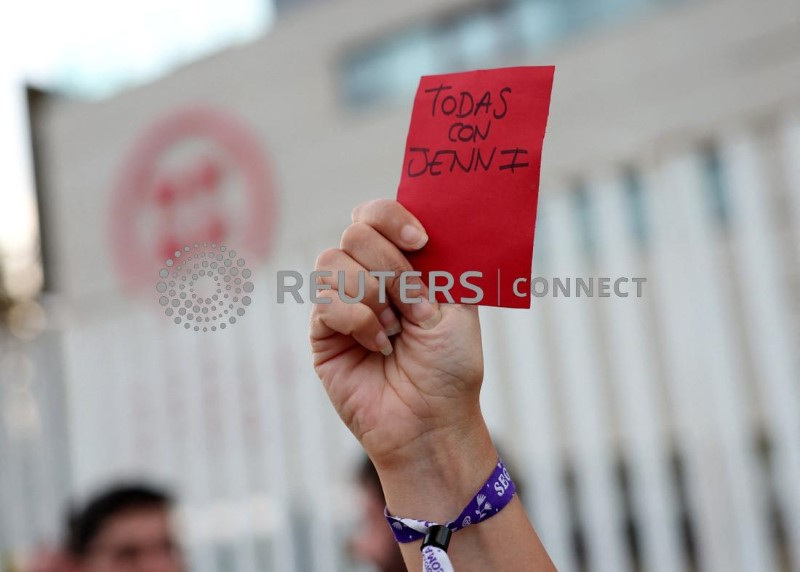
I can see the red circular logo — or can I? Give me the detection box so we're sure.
[110,106,276,291]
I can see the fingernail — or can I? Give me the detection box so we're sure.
[400,224,428,249]
[379,307,402,336]
[411,297,441,330]
[375,331,393,356]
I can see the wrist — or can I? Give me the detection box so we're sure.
[373,411,498,523]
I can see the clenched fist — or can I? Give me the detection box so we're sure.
[309,199,484,466]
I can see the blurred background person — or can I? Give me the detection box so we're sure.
[349,458,405,572]
[63,484,183,572]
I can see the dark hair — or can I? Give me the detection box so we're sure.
[66,483,173,556]
[357,456,384,500]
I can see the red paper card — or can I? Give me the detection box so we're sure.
[397,66,555,308]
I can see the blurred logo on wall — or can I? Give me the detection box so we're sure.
[110,106,276,292]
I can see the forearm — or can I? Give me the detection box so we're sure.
[374,414,555,571]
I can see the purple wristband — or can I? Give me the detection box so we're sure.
[384,458,516,543]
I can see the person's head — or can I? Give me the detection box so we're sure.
[65,484,182,572]
[349,457,405,572]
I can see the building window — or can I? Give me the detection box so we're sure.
[339,0,692,109]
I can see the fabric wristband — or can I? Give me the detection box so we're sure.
[384,459,516,571]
